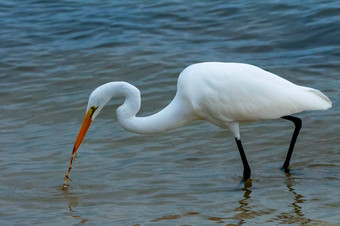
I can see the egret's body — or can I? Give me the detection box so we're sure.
[63,62,331,188]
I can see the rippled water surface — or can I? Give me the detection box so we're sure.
[1,0,339,225]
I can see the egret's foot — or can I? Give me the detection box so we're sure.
[239,177,252,188]
[243,170,251,181]
[281,166,290,174]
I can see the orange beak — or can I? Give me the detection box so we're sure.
[72,108,95,155]
[63,107,98,189]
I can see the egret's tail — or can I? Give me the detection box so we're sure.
[303,87,332,110]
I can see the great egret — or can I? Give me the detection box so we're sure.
[63,62,332,188]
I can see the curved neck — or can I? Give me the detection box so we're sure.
[119,97,196,134]
[98,82,196,134]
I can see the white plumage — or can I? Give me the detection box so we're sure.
[63,62,332,188]
[175,62,331,137]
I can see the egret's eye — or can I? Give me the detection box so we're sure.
[90,106,98,117]
[90,105,98,111]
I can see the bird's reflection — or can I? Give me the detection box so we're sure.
[208,186,254,224]
[231,187,252,224]
[277,173,312,224]
[226,174,313,224]
[285,175,304,217]
[267,173,312,224]
[61,188,88,224]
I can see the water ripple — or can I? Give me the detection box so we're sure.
[0,0,339,224]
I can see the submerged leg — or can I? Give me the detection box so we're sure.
[235,138,251,181]
[281,115,302,172]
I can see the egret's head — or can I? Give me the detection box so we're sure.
[72,89,109,155]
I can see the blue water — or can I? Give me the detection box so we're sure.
[1,1,339,225]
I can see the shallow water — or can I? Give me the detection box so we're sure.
[1,0,339,225]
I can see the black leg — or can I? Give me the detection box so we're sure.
[281,115,302,172]
[235,138,251,181]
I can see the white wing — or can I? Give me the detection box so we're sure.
[177,62,331,127]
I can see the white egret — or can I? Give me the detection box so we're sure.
[63,62,332,188]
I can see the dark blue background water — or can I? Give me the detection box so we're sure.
[1,1,339,224]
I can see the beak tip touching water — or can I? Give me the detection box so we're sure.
[63,108,95,188]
